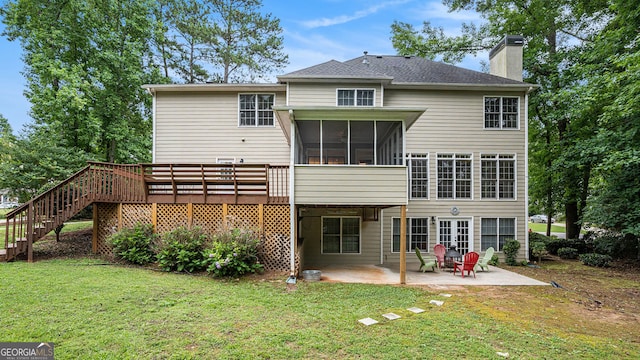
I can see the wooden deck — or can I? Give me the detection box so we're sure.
[2,162,289,262]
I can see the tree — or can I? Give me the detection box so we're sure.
[1,0,162,163]
[390,0,607,240]
[154,0,288,84]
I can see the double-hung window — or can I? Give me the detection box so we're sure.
[337,89,374,106]
[408,153,429,199]
[437,154,472,199]
[481,154,515,199]
[481,218,515,251]
[392,217,429,252]
[484,96,519,129]
[239,94,274,126]
[322,217,360,254]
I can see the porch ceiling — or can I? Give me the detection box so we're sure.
[273,106,427,145]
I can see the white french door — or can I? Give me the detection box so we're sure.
[438,218,472,254]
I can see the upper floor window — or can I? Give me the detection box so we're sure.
[239,94,274,126]
[408,153,428,199]
[437,154,472,199]
[481,154,515,199]
[337,89,374,106]
[484,96,519,129]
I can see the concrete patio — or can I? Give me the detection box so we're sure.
[312,264,549,286]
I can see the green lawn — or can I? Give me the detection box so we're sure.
[1,259,637,359]
[528,222,566,233]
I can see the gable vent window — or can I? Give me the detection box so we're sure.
[337,89,374,106]
[239,94,274,126]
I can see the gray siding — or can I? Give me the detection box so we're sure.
[154,91,290,164]
[294,166,407,205]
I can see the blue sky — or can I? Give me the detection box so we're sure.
[0,0,483,132]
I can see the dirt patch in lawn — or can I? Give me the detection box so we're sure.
[29,228,95,260]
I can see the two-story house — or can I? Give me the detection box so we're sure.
[142,35,534,282]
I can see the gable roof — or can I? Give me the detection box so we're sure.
[279,54,535,88]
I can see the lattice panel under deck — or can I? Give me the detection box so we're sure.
[258,233,299,273]
[264,205,290,236]
[122,204,153,229]
[156,204,188,234]
[192,204,224,235]
[95,203,119,255]
[228,205,260,229]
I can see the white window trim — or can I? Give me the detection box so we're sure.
[479,217,517,252]
[436,153,474,200]
[483,95,520,130]
[238,93,276,127]
[480,153,518,201]
[391,217,430,253]
[407,153,429,200]
[336,88,376,107]
[321,216,362,255]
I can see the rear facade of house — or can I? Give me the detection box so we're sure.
[147,36,534,274]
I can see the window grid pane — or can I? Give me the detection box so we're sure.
[323,217,360,254]
[499,158,515,198]
[239,94,273,126]
[498,218,515,251]
[481,159,497,198]
[484,97,500,128]
[437,156,454,199]
[502,97,518,128]
[455,157,472,199]
[481,218,498,251]
[357,90,374,106]
[411,218,429,251]
[337,90,354,106]
[409,155,428,199]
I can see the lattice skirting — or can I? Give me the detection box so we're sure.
[93,203,294,272]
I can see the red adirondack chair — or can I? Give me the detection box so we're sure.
[433,244,446,270]
[453,251,480,278]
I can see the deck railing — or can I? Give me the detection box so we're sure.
[3,162,289,261]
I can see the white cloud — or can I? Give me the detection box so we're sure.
[413,2,482,22]
[300,0,412,28]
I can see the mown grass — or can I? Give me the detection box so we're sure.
[527,222,566,233]
[1,259,638,359]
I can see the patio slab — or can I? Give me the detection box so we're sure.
[313,264,548,286]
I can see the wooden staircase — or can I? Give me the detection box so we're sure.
[1,162,145,262]
[2,162,289,262]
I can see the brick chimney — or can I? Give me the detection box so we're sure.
[489,35,524,81]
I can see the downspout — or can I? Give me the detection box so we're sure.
[524,88,532,260]
[289,109,296,276]
[146,87,157,163]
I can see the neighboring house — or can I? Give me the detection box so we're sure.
[0,190,18,209]
[143,35,535,281]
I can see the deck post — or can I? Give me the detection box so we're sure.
[399,205,407,284]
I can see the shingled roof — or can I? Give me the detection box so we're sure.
[279,54,530,86]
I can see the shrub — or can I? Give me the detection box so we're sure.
[579,253,612,267]
[503,239,520,266]
[489,254,499,266]
[206,223,263,277]
[156,227,210,273]
[108,224,157,265]
[591,231,636,259]
[557,247,578,259]
[530,241,547,263]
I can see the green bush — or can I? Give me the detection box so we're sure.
[108,224,157,265]
[531,241,547,263]
[557,247,578,259]
[157,227,210,273]
[489,254,499,266]
[591,231,636,259]
[503,239,520,266]
[206,227,263,277]
[579,253,612,267]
